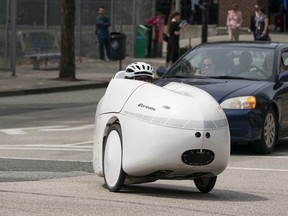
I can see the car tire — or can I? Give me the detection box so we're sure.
[194,176,217,193]
[103,123,126,192]
[251,107,277,154]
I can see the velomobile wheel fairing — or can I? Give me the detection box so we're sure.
[103,124,126,192]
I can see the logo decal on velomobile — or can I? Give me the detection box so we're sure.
[138,103,156,111]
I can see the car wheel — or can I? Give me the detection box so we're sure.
[103,123,126,192]
[194,176,217,193]
[251,107,277,154]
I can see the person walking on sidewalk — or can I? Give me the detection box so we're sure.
[249,4,260,40]
[226,4,243,41]
[255,6,270,41]
[166,11,183,68]
[95,6,111,61]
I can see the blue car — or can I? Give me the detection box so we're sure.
[155,41,288,154]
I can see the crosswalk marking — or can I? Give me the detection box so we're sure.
[0,124,94,135]
[228,167,288,172]
[0,141,93,152]
[0,126,67,135]
[40,124,94,132]
[0,156,91,163]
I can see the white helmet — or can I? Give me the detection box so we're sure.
[125,62,154,79]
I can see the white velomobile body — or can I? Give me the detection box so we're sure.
[93,75,230,193]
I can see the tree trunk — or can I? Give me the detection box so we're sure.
[59,0,75,80]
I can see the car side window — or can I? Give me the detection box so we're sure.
[280,51,288,73]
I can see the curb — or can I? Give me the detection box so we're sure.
[0,81,109,97]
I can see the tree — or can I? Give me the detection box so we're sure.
[59,0,75,80]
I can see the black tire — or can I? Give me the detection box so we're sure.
[251,107,277,154]
[103,123,126,192]
[194,176,217,193]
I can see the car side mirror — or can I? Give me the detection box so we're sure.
[278,70,288,82]
[156,66,168,78]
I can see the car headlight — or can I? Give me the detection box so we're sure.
[220,96,256,109]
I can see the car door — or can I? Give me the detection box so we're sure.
[277,49,288,137]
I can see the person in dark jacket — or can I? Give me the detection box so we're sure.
[249,4,259,40]
[96,6,111,61]
[166,11,183,68]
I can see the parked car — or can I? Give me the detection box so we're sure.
[93,77,230,193]
[155,41,288,154]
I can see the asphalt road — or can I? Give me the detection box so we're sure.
[0,89,288,215]
[0,88,103,186]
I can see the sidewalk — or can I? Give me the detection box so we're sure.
[0,57,165,97]
[1,33,288,97]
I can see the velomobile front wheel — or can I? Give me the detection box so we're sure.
[103,123,126,192]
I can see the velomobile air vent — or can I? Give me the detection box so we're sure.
[181,149,214,166]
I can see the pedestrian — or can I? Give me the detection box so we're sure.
[226,3,243,41]
[274,11,282,32]
[255,6,270,41]
[189,0,199,24]
[248,4,260,40]
[95,6,111,61]
[166,11,183,68]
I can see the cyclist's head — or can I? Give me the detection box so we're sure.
[125,62,154,82]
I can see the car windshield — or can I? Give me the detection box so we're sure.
[166,46,275,81]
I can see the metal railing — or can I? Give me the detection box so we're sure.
[1,0,155,75]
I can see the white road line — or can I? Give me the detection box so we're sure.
[0,129,27,135]
[0,156,91,163]
[0,124,94,135]
[40,124,94,132]
[65,141,93,146]
[228,167,288,172]
[0,145,92,148]
[0,141,93,152]
[252,155,288,159]
[264,156,288,159]
[0,126,67,135]
[0,142,93,148]
[0,147,92,152]
[232,155,288,159]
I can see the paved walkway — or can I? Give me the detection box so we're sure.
[1,33,288,97]
[0,57,164,97]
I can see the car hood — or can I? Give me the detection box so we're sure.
[155,78,270,102]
